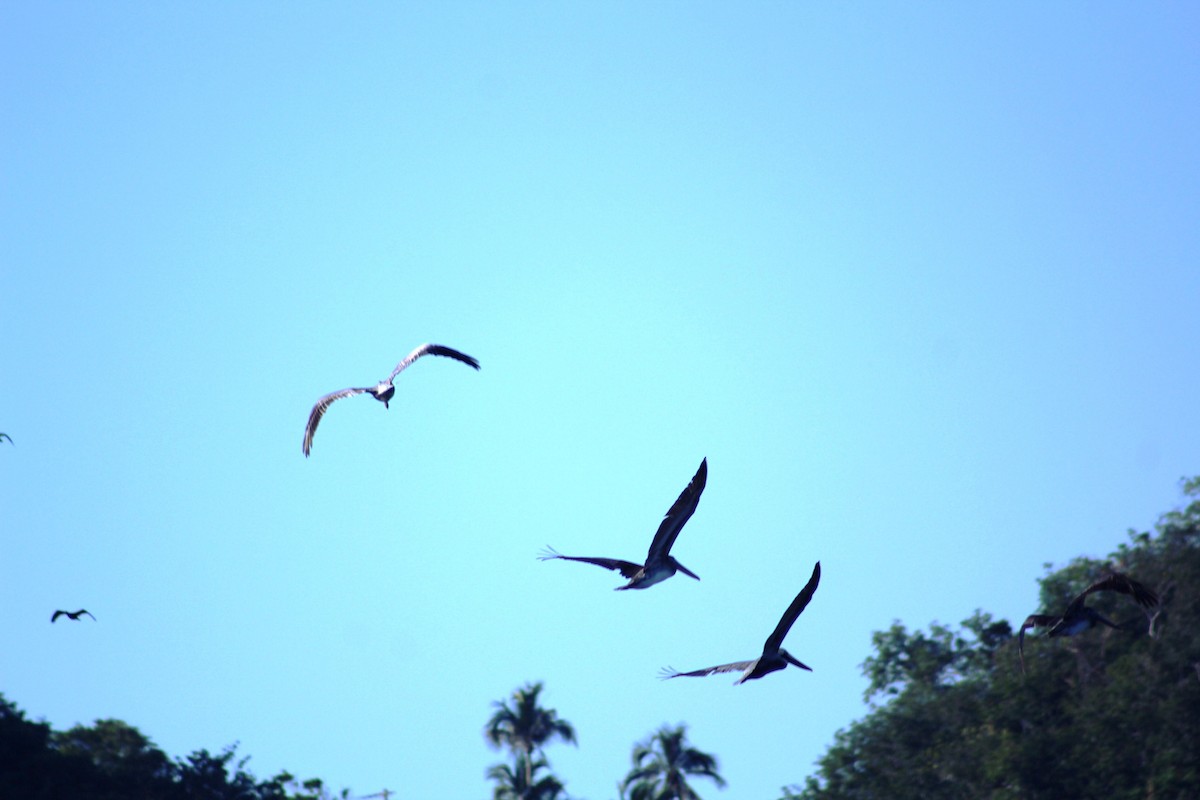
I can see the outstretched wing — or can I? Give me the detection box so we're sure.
[1065,572,1159,616]
[763,561,822,653]
[660,660,756,680]
[645,458,707,564]
[303,387,370,457]
[1017,614,1058,674]
[538,546,643,579]
[80,610,96,620]
[387,343,480,382]
[51,610,65,623]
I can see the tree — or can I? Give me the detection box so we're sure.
[486,754,567,800]
[53,718,174,799]
[621,725,725,800]
[0,695,66,800]
[0,696,345,800]
[484,682,576,789]
[793,476,1200,800]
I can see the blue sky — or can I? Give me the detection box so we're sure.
[2,3,1198,798]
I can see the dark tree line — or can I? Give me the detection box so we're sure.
[0,702,344,800]
[785,477,1200,800]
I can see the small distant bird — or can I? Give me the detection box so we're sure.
[662,561,822,684]
[539,458,707,590]
[303,343,480,456]
[51,609,95,622]
[1018,571,1159,673]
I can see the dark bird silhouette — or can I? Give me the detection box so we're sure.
[539,458,707,590]
[303,343,480,456]
[51,609,95,622]
[662,561,821,684]
[1018,571,1159,673]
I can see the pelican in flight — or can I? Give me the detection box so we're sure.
[303,343,480,456]
[51,609,95,622]
[662,561,821,684]
[1018,571,1158,673]
[539,458,707,590]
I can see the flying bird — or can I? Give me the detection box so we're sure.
[51,609,95,622]
[303,343,480,456]
[1017,571,1159,673]
[539,458,707,590]
[661,561,821,684]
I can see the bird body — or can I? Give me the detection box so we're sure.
[539,458,707,590]
[1048,606,1118,638]
[1018,571,1158,673]
[51,609,95,622]
[662,560,821,684]
[302,343,479,456]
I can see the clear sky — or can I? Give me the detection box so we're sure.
[2,3,1198,798]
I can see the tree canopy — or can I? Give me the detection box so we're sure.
[789,477,1200,800]
[620,724,725,800]
[0,699,345,800]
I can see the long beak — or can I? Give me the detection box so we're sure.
[675,561,700,581]
[783,652,812,671]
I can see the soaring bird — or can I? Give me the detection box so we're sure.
[303,343,479,456]
[51,609,95,622]
[539,458,707,590]
[1018,571,1158,673]
[661,561,821,684]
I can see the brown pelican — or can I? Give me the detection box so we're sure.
[662,561,821,684]
[539,458,707,590]
[1018,571,1158,673]
[51,609,95,622]
[303,343,479,456]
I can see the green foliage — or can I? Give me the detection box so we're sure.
[620,724,725,800]
[484,682,576,799]
[485,681,578,757]
[0,696,342,800]
[795,477,1200,800]
[861,611,1011,703]
[486,754,567,800]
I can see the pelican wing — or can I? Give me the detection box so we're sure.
[763,561,822,654]
[1066,572,1159,615]
[538,547,643,579]
[387,343,480,382]
[302,387,371,457]
[660,660,757,679]
[1017,613,1058,673]
[645,458,708,564]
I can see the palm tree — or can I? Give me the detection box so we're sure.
[484,682,577,788]
[621,725,725,800]
[486,754,567,800]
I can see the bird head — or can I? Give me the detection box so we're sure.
[780,649,812,671]
[670,557,700,581]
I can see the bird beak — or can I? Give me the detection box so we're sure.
[675,562,700,581]
[783,652,812,671]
